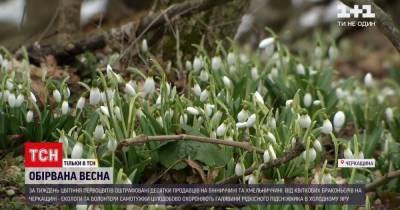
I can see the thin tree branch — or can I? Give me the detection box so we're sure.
[366,170,400,192]
[217,139,306,184]
[340,0,400,52]
[118,134,264,154]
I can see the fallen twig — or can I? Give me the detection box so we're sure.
[118,134,264,154]
[217,139,305,184]
[366,170,400,192]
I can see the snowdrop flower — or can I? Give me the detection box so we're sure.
[227,53,236,66]
[107,136,117,153]
[204,104,214,117]
[186,107,199,115]
[355,151,364,159]
[267,117,276,129]
[329,46,338,60]
[71,141,84,159]
[303,148,317,162]
[61,101,69,115]
[216,123,227,137]
[303,93,312,107]
[364,73,374,87]
[335,88,349,99]
[30,92,37,103]
[211,56,222,71]
[314,46,323,59]
[313,100,321,106]
[321,119,333,134]
[333,111,345,132]
[101,89,115,102]
[53,89,62,103]
[251,67,259,80]
[6,79,13,90]
[192,84,202,97]
[7,93,16,108]
[156,116,163,127]
[193,57,203,72]
[100,106,110,117]
[199,70,209,82]
[185,60,192,70]
[246,114,256,128]
[385,107,393,122]
[343,147,354,159]
[313,140,322,152]
[65,87,71,99]
[236,122,247,128]
[76,97,86,110]
[248,174,257,184]
[263,150,270,163]
[234,163,245,176]
[254,91,264,104]
[15,94,24,107]
[296,64,306,75]
[89,87,101,105]
[94,124,105,140]
[200,89,209,102]
[156,95,162,105]
[285,100,294,108]
[322,173,333,184]
[179,114,188,125]
[143,77,155,96]
[267,132,277,144]
[259,37,275,49]
[211,111,223,126]
[229,66,237,74]
[125,83,136,96]
[26,110,34,123]
[141,39,148,52]
[268,145,277,160]
[237,108,249,122]
[59,134,69,154]
[240,53,249,63]
[222,76,232,88]
[114,107,123,121]
[298,114,311,129]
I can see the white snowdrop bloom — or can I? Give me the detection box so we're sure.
[234,163,245,176]
[107,136,117,153]
[240,54,249,63]
[382,86,395,96]
[101,89,115,102]
[58,134,69,154]
[106,64,113,77]
[343,147,354,159]
[251,67,259,80]
[333,111,345,132]
[199,70,209,82]
[180,114,188,125]
[156,95,162,105]
[285,99,293,107]
[227,53,236,66]
[7,93,16,108]
[296,64,306,75]
[313,140,322,152]
[93,124,105,140]
[267,117,276,129]
[114,107,123,121]
[15,94,24,107]
[291,137,297,148]
[156,116,163,127]
[229,66,237,74]
[254,91,264,104]
[364,73,374,87]
[1,60,9,71]
[30,92,37,103]
[236,122,247,128]
[335,87,349,99]
[65,87,71,99]
[71,142,84,159]
[89,87,101,105]
[125,83,136,96]
[76,97,86,110]
[303,148,317,162]
[268,145,277,160]
[6,79,13,90]
[267,132,277,144]
[193,57,203,72]
[122,176,132,185]
[26,110,34,123]
[259,37,275,49]
[263,150,270,163]
[100,106,110,117]
[385,107,394,122]
[237,108,249,122]
[321,119,333,134]
[53,89,62,103]
[321,173,333,184]
[210,131,216,139]
[298,114,311,129]
[186,107,199,115]
[355,152,364,159]
[185,60,192,70]
[329,46,338,60]
[211,56,222,71]
[246,114,256,128]
[192,84,202,97]
[216,123,227,137]
[303,93,312,107]
[200,89,209,102]
[141,39,148,52]
[248,174,257,184]
[211,111,223,126]
[314,46,323,59]
[313,100,321,106]
[61,101,69,115]
[204,104,214,117]
[143,77,155,96]
[222,76,232,88]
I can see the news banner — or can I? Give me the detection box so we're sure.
[24,142,367,205]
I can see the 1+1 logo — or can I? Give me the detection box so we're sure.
[337,4,376,27]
